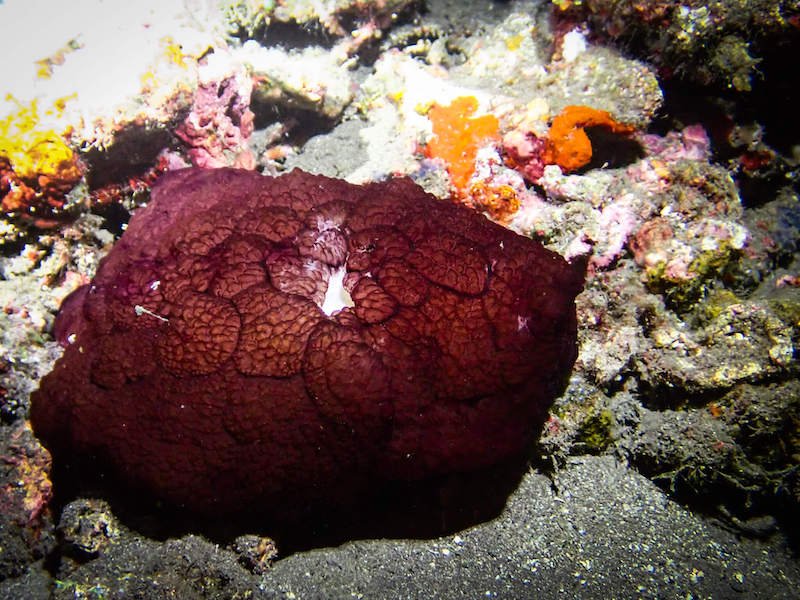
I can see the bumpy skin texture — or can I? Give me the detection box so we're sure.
[31,168,584,516]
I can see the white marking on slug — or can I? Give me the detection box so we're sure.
[314,216,341,232]
[134,304,169,323]
[321,266,354,316]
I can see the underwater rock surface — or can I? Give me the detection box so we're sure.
[30,167,583,515]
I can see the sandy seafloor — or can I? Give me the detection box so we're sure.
[0,0,799,598]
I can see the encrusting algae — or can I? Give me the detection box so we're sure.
[424,96,522,221]
[425,96,500,191]
[0,95,78,181]
[0,95,82,220]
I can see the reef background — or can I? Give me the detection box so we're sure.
[1,0,798,598]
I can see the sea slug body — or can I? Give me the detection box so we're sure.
[31,167,584,516]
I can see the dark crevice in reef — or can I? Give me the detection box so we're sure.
[742,33,800,157]
[635,371,796,412]
[638,463,800,552]
[83,127,175,191]
[232,19,339,51]
[647,80,736,144]
[634,381,731,412]
[90,201,132,239]
[648,34,800,206]
[41,543,65,582]
[580,127,646,172]
[0,236,30,261]
[249,99,339,145]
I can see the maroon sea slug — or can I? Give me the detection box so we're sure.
[31,168,584,516]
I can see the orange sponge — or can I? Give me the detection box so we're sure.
[544,105,634,172]
[425,96,500,191]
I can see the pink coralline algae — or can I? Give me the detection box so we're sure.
[639,124,711,163]
[31,168,584,516]
[175,74,256,169]
[503,129,548,183]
